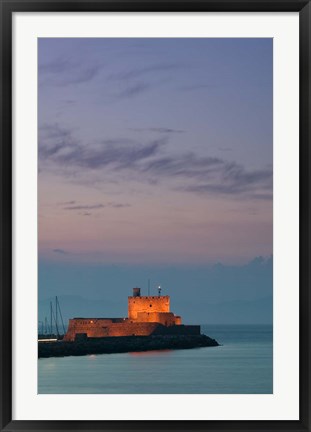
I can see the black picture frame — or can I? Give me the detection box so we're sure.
[1,0,310,431]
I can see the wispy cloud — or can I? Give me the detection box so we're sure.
[39,124,77,159]
[68,138,164,170]
[108,63,184,100]
[39,124,166,170]
[39,57,104,86]
[52,248,69,255]
[40,123,272,201]
[141,153,272,198]
[64,204,105,211]
[63,202,131,211]
[58,200,76,206]
[130,127,185,134]
[178,162,272,199]
[143,153,223,175]
[109,63,181,81]
[108,202,131,208]
[118,82,151,98]
[39,58,72,74]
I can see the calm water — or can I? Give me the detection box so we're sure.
[38,324,273,394]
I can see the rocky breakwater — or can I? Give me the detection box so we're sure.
[38,334,219,358]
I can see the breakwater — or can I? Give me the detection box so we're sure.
[38,334,219,358]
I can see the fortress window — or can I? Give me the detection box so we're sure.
[150,304,152,307]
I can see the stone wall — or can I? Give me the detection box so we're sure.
[105,322,160,337]
[63,294,187,341]
[64,318,125,341]
[135,311,180,325]
[128,295,170,320]
[64,318,199,341]
[64,319,161,341]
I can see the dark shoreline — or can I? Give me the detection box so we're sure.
[38,334,219,358]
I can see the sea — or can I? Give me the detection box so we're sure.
[38,324,273,394]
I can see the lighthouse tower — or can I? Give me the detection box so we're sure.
[128,287,181,325]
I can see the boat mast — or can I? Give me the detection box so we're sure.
[55,296,60,338]
[50,301,52,338]
[56,296,66,335]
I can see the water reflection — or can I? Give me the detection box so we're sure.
[129,349,172,357]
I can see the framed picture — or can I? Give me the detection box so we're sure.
[1,0,310,431]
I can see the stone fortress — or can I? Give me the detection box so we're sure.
[64,287,200,341]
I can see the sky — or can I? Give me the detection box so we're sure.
[38,38,273,324]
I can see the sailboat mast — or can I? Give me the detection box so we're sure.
[50,301,52,338]
[55,296,58,337]
[56,296,66,335]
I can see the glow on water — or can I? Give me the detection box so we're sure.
[38,324,272,394]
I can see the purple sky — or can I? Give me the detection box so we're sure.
[38,38,273,323]
[38,38,272,267]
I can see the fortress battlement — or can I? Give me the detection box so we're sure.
[128,295,169,299]
[64,287,192,341]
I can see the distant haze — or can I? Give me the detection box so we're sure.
[39,256,272,325]
[38,38,272,325]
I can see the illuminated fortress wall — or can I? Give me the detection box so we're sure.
[135,311,181,326]
[64,318,161,340]
[128,295,170,320]
[63,288,189,342]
